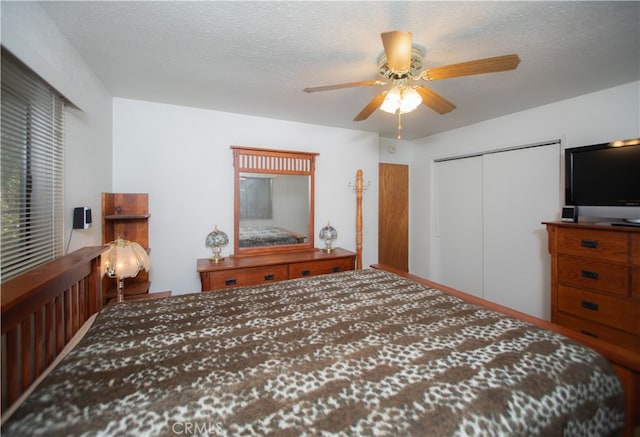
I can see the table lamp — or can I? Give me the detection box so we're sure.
[102,237,151,302]
[205,225,229,263]
[319,222,338,253]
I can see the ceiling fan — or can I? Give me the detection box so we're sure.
[304,31,520,138]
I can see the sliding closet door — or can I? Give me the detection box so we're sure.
[433,142,560,319]
[433,156,483,297]
[483,144,559,319]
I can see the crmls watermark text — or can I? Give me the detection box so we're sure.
[171,421,223,435]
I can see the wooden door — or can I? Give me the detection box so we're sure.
[379,163,409,271]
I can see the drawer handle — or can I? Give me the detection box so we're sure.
[225,279,237,286]
[580,239,599,249]
[332,266,341,273]
[581,270,599,280]
[301,269,311,276]
[264,274,275,281]
[581,300,599,311]
[580,330,599,338]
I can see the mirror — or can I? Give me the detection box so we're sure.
[232,146,318,256]
[239,173,310,247]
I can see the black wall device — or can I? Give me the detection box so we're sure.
[73,207,92,229]
[561,206,577,223]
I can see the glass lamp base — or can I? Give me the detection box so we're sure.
[117,278,125,302]
[211,248,224,263]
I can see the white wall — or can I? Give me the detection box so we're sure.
[1,2,114,252]
[409,81,640,278]
[113,98,379,294]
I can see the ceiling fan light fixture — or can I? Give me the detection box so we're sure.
[379,87,401,113]
[303,30,520,136]
[380,86,422,114]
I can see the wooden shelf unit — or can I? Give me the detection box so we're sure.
[102,193,151,302]
[107,291,171,306]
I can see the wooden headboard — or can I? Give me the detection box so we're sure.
[1,246,106,414]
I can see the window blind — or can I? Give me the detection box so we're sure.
[1,48,65,281]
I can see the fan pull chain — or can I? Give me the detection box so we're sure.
[397,111,402,140]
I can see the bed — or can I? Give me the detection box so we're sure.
[239,225,307,247]
[2,249,639,435]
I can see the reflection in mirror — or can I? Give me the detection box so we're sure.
[240,176,272,220]
[239,173,310,248]
[232,146,318,256]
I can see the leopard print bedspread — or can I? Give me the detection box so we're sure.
[3,269,624,436]
[239,226,302,247]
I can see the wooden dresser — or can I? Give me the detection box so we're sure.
[545,222,640,352]
[197,248,357,292]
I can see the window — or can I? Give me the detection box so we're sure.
[239,176,272,220]
[1,48,65,281]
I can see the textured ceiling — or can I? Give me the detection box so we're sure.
[39,1,639,140]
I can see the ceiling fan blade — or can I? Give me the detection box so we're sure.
[421,54,521,81]
[381,31,413,72]
[415,85,456,114]
[353,91,388,121]
[303,80,383,93]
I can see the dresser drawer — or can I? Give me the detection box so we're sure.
[557,285,640,336]
[633,267,640,299]
[289,257,355,279]
[557,255,629,296]
[632,234,640,266]
[206,264,288,290]
[556,312,640,352]
[556,227,628,263]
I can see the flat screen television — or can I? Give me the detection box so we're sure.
[565,139,640,223]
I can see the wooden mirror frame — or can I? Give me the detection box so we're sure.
[232,146,318,256]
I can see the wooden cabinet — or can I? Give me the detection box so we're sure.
[197,248,357,291]
[545,222,640,352]
[107,291,171,306]
[102,193,151,302]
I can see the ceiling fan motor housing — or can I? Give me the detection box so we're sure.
[378,47,424,80]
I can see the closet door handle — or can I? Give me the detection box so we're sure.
[581,300,599,311]
[225,279,237,286]
[580,239,599,249]
[581,270,599,280]
[264,274,275,281]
